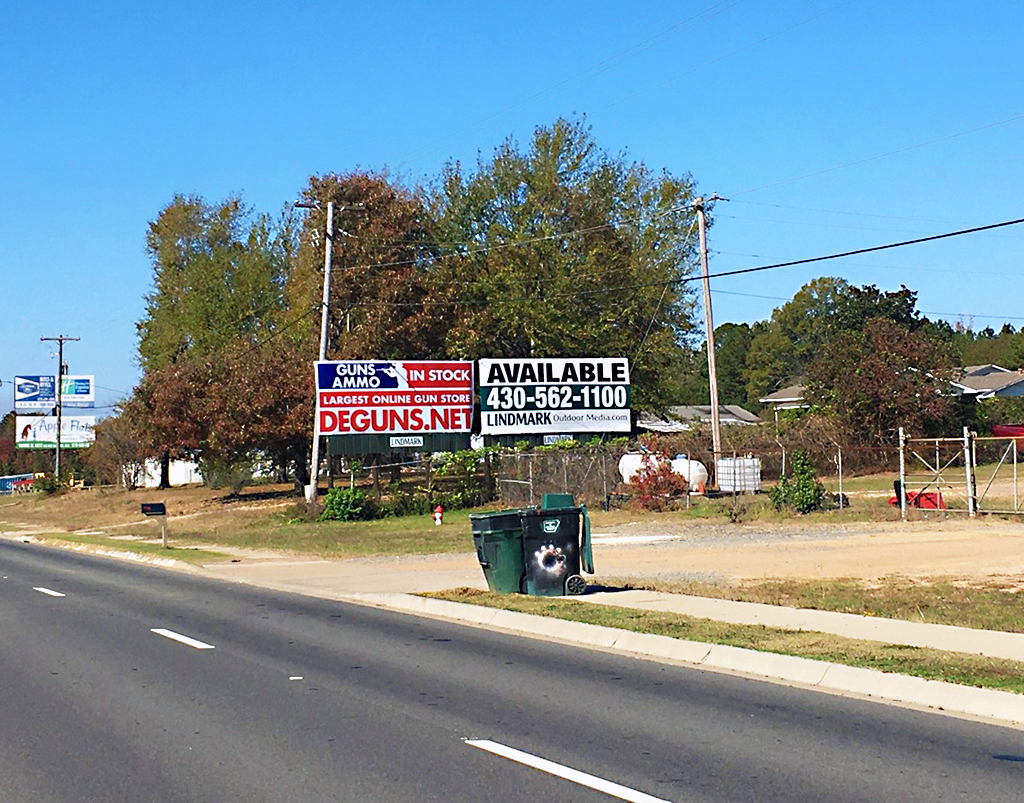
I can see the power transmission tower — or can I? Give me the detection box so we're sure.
[40,335,79,481]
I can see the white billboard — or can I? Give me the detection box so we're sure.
[479,357,631,435]
[15,416,96,449]
[60,375,95,408]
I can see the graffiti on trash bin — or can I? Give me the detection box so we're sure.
[533,543,567,577]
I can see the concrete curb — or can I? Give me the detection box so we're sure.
[344,592,1024,728]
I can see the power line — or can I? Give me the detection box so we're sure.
[349,216,1024,309]
[732,111,1024,197]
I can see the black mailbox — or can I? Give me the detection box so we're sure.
[141,502,166,517]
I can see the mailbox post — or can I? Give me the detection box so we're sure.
[141,502,168,548]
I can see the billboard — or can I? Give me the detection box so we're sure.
[14,376,56,410]
[60,375,95,408]
[15,416,96,449]
[314,361,473,436]
[479,357,631,435]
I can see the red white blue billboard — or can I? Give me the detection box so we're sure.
[314,361,474,436]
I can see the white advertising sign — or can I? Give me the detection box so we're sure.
[479,357,631,435]
[15,416,96,449]
[60,375,95,408]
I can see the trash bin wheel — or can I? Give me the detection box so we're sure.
[565,574,587,596]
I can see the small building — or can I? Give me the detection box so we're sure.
[638,404,761,433]
[955,365,1024,399]
[758,384,808,422]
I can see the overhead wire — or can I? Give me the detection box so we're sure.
[731,111,1024,197]
[341,216,1024,309]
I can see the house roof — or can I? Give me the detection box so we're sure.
[638,405,761,433]
[963,364,1012,377]
[957,368,1024,395]
[758,384,807,405]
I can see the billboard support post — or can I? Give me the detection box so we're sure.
[40,335,79,482]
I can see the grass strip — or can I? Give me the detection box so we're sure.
[22,532,228,565]
[426,588,1024,695]
[611,577,1024,634]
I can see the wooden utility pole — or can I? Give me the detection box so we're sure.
[40,335,79,481]
[693,197,721,483]
[293,199,365,504]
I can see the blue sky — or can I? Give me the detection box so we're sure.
[3,0,1022,414]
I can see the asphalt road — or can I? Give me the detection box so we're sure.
[3,541,1024,803]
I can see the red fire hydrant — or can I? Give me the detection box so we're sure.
[433,504,444,526]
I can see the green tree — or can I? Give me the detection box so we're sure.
[427,116,701,412]
[138,194,291,372]
[290,171,445,361]
[135,194,294,486]
[806,317,960,444]
[744,278,928,407]
[679,322,754,407]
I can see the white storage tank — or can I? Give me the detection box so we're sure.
[716,457,761,493]
[618,453,708,490]
[670,455,708,489]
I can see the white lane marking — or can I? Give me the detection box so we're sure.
[466,739,672,803]
[150,628,216,650]
[289,676,304,681]
[33,587,65,597]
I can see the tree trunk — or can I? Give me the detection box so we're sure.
[292,441,310,496]
[159,451,171,489]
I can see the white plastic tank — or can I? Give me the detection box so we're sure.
[670,455,708,489]
[618,453,708,489]
[618,453,649,484]
[716,457,761,493]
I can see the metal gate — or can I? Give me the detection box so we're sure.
[898,427,1024,518]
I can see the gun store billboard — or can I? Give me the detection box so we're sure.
[479,357,631,435]
[315,361,474,436]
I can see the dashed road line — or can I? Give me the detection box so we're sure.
[466,739,672,803]
[33,587,65,597]
[150,628,216,650]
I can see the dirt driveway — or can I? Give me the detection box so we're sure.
[589,517,1024,587]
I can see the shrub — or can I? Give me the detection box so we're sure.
[630,453,689,511]
[319,487,374,521]
[198,456,253,494]
[769,449,825,514]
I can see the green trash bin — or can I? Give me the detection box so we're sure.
[470,510,526,594]
[520,505,593,596]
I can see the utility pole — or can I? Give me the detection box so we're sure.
[293,200,365,503]
[693,196,722,484]
[40,335,79,482]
